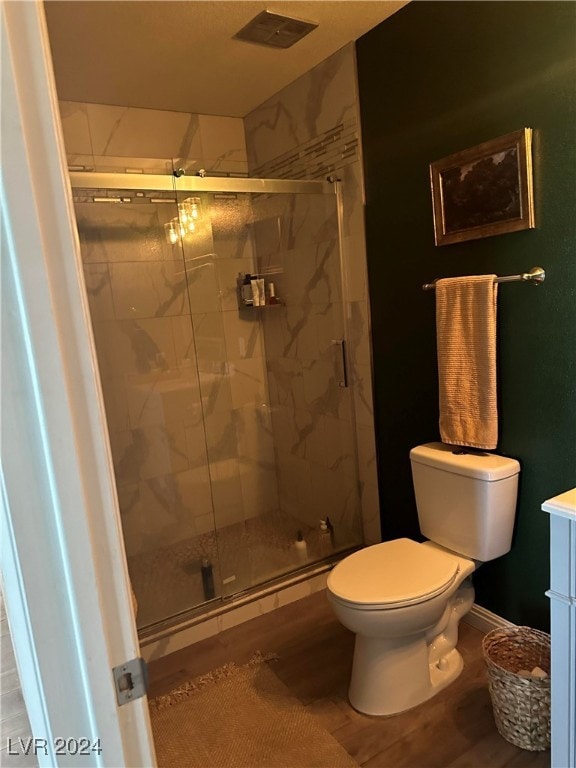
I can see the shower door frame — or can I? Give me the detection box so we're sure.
[69,170,335,195]
[69,169,363,631]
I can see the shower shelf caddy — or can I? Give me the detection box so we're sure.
[237,272,282,309]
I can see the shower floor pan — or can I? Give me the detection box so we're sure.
[129,509,359,633]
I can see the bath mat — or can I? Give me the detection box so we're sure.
[149,652,358,768]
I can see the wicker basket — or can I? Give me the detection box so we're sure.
[482,626,551,751]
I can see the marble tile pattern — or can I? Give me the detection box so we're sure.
[248,119,359,181]
[62,45,378,636]
[59,100,248,176]
[245,43,381,545]
[75,182,366,626]
[251,191,364,544]
[244,44,358,173]
[74,188,284,568]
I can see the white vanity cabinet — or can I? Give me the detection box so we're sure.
[542,488,576,768]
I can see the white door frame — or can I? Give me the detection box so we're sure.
[1,2,157,765]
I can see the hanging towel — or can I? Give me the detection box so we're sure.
[435,274,498,450]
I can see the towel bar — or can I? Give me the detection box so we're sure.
[422,266,545,291]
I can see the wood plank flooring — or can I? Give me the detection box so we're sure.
[147,590,550,768]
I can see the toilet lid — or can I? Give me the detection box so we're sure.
[327,538,459,609]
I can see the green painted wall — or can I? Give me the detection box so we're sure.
[357,1,576,629]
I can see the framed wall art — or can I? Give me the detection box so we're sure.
[430,128,535,246]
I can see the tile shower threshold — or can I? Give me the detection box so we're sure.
[131,509,363,634]
[138,553,354,647]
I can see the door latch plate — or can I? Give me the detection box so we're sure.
[112,657,148,705]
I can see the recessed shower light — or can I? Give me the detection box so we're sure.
[233,10,318,49]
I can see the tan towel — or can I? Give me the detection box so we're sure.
[436,275,498,449]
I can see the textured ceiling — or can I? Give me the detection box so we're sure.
[44,1,407,117]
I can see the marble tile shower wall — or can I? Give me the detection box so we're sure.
[252,192,363,539]
[59,68,379,558]
[61,101,276,559]
[244,43,380,544]
[59,101,248,176]
[74,191,277,559]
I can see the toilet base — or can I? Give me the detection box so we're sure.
[348,635,464,716]
[346,577,475,716]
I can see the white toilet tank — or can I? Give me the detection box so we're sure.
[410,442,520,561]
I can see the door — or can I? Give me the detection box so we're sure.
[73,180,223,629]
[249,189,364,573]
[1,3,157,765]
[171,182,364,597]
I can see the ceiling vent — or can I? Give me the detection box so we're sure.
[233,10,318,49]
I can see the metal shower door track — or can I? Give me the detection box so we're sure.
[69,171,335,195]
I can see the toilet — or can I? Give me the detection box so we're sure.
[327,441,520,716]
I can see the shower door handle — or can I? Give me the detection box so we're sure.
[332,339,349,388]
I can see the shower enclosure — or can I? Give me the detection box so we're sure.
[70,170,364,633]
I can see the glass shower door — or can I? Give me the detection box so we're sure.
[73,183,220,629]
[175,188,276,598]
[73,172,365,633]
[174,182,364,598]
[252,189,364,572]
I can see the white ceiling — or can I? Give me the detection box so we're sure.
[44,1,407,117]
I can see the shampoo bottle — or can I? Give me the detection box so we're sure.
[294,530,308,562]
[256,278,265,306]
[241,274,253,305]
[319,519,332,556]
[326,516,335,548]
[268,282,279,305]
[201,558,215,600]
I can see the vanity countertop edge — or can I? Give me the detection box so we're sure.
[542,488,576,520]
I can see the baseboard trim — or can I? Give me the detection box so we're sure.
[464,603,515,634]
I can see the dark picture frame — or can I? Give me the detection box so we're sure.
[430,128,535,246]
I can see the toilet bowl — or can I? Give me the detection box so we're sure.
[327,538,475,716]
[327,442,520,717]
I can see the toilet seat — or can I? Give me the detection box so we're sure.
[327,538,459,609]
